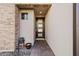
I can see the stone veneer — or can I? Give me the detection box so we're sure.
[0,4,16,52]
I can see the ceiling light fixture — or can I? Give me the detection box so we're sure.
[40,11,42,14]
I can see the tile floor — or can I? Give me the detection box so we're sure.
[0,40,54,56]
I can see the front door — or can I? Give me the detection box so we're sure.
[35,18,45,38]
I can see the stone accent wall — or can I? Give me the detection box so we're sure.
[0,4,15,52]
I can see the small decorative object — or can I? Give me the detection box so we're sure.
[19,37,25,44]
[26,43,32,49]
[19,37,25,48]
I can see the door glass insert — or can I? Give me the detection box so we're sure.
[37,19,43,23]
[38,29,43,32]
[38,33,43,37]
[37,24,43,27]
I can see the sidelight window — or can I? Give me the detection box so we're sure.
[21,13,28,20]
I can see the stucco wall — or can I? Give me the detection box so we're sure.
[76,3,79,56]
[45,3,73,56]
[20,10,35,45]
[0,4,15,52]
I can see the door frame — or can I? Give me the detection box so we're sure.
[35,17,45,38]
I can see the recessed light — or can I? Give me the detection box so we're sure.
[40,11,42,14]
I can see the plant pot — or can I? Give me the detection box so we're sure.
[26,43,32,49]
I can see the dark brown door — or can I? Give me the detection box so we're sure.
[35,18,45,38]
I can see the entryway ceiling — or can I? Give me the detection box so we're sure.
[16,4,51,17]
